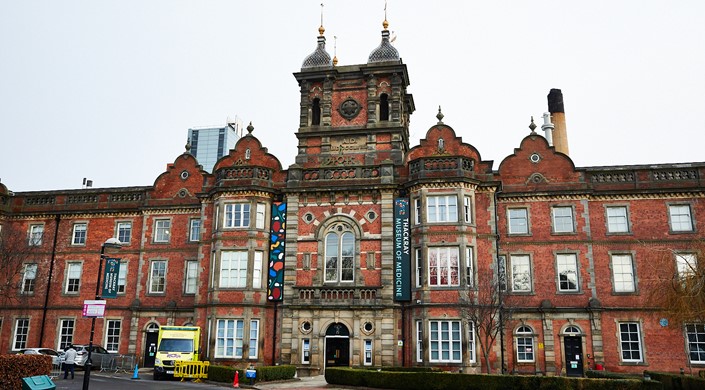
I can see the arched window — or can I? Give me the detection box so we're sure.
[312,98,321,126]
[515,325,535,362]
[564,325,581,335]
[324,222,355,283]
[146,322,160,333]
[379,94,389,121]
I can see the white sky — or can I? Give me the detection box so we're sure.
[1,1,704,192]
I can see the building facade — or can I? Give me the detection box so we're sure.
[1,20,704,377]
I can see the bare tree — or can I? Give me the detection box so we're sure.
[460,264,509,374]
[645,240,705,326]
[0,224,42,307]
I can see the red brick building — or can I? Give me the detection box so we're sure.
[1,20,704,377]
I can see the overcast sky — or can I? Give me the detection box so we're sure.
[1,1,704,192]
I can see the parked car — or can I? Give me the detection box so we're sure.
[71,344,113,368]
[18,348,65,366]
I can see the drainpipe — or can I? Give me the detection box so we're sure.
[39,214,60,346]
[493,188,505,374]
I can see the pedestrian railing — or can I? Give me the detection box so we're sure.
[100,354,136,373]
[50,363,62,379]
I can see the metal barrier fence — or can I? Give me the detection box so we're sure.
[174,361,209,382]
[50,363,62,379]
[99,354,136,373]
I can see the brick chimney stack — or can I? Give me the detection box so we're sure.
[548,89,569,155]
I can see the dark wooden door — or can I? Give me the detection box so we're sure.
[564,336,584,377]
[143,332,158,368]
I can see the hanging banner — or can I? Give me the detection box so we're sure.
[102,257,121,298]
[267,202,287,301]
[394,198,411,301]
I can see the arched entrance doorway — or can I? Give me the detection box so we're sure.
[143,322,160,368]
[325,322,350,367]
[563,325,584,377]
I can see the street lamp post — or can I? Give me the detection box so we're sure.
[82,238,122,390]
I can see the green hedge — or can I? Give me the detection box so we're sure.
[0,354,52,389]
[207,364,296,384]
[325,367,663,390]
[586,370,644,380]
[645,371,705,390]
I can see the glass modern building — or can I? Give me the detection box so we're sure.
[188,117,244,172]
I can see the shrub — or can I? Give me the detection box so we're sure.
[207,364,295,384]
[325,367,662,390]
[0,354,52,390]
[646,371,705,390]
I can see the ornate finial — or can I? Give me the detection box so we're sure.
[383,0,389,30]
[247,121,254,135]
[333,36,338,66]
[436,106,444,124]
[529,116,537,134]
[319,3,325,36]
[185,139,191,152]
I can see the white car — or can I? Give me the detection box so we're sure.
[18,348,65,366]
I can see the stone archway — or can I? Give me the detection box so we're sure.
[325,322,350,367]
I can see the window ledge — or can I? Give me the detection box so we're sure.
[618,361,647,366]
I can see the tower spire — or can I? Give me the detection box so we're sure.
[319,2,325,36]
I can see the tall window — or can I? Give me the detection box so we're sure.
[428,247,459,287]
[508,208,529,235]
[510,255,531,292]
[416,321,423,362]
[216,319,244,358]
[324,223,355,283]
[611,254,636,293]
[606,206,629,233]
[255,203,266,229]
[149,260,167,293]
[465,247,474,288]
[13,318,29,350]
[154,219,171,243]
[557,254,579,292]
[364,339,373,365]
[106,320,121,353]
[669,204,694,232]
[415,248,423,288]
[618,322,643,362]
[427,195,458,223]
[117,261,127,294]
[58,319,74,350]
[189,219,201,242]
[29,224,44,246]
[468,322,476,363]
[185,261,198,294]
[686,324,705,364]
[220,251,248,288]
[414,198,421,224]
[224,203,250,228]
[302,339,311,364]
[65,263,82,293]
[117,222,132,244]
[463,196,472,223]
[253,252,263,289]
[21,263,37,294]
[379,93,389,121]
[676,253,698,279]
[516,326,535,362]
[311,98,321,126]
[552,206,575,233]
[71,223,87,245]
[249,320,259,359]
[429,320,462,363]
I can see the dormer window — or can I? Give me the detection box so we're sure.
[312,98,321,125]
[380,93,389,121]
